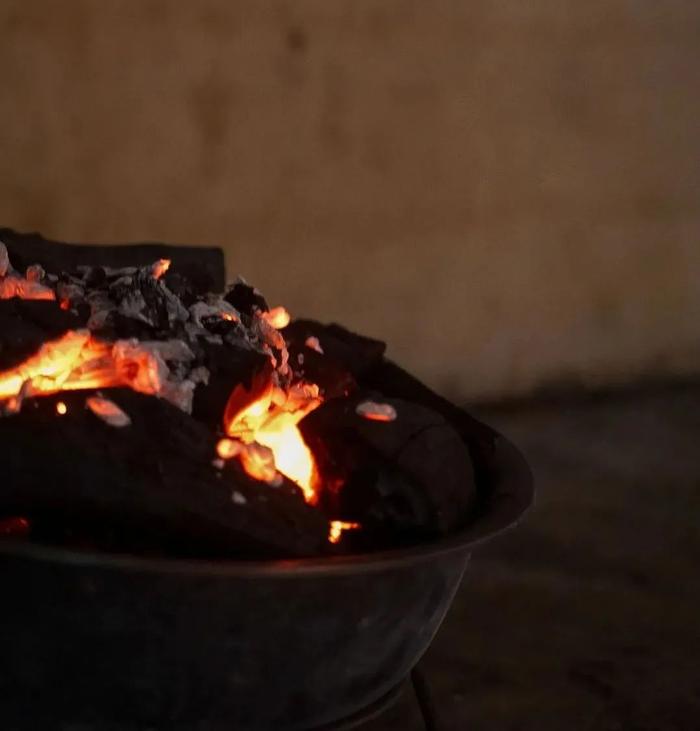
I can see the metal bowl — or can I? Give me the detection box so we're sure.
[0,430,532,730]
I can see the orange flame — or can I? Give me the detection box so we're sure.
[223,380,322,502]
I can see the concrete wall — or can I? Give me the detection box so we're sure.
[1,1,698,399]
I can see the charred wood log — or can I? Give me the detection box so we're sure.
[0,390,327,558]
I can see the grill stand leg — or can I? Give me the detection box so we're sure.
[411,665,442,731]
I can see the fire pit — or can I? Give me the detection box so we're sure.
[0,229,532,730]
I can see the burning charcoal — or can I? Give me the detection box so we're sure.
[0,227,495,561]
[0,390,327,558]
[0,299,83,370]
[223,279,269,316]
[0,228,225,295]
[300,394,477,542]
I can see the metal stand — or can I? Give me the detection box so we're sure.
[311,663,442,731]
[411,665,442,731]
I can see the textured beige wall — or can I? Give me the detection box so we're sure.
[1,1,699,399]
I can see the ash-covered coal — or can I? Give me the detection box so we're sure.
[0,228,481,559]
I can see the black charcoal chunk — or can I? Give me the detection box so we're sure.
[300,394,477,542]
[192,340,272,429]
[223,281,268,317]
[0,300,83,370]
[361,360,498,500]
[285,320,386,382]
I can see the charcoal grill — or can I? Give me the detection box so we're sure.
[0,417,531,730]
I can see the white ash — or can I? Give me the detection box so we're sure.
[231,491,247,505]
[55,281,85,307]
[212,458,225,470]
[189,366,210,386]
[25,264,45,283]
[0,241,9,277]
[117,291,153,325]
[109,339,200,413]
[189,297,240,328]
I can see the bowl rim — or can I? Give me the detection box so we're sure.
[0,432,533,578]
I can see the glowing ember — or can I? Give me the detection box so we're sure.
[86,396,132,428]
[151,259,171,279]
[262,306,291,330]
[328,520,361,544]
[356,401,397,422]
[1,244,328,515]
[238,443,280,486]
[0,243,55,300]
[0,516,30,537]
[0,331,196,411]
[305,336,324,354]
[224,380,322,502]
[0,276,55,301]
[0,331,99,401]
[216,438,241,460]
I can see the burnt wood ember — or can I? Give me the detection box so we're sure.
[0,228,225,295]
[301,394,477,543]
[0,390,327,558]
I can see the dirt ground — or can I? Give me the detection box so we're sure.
[365,384,700,730]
